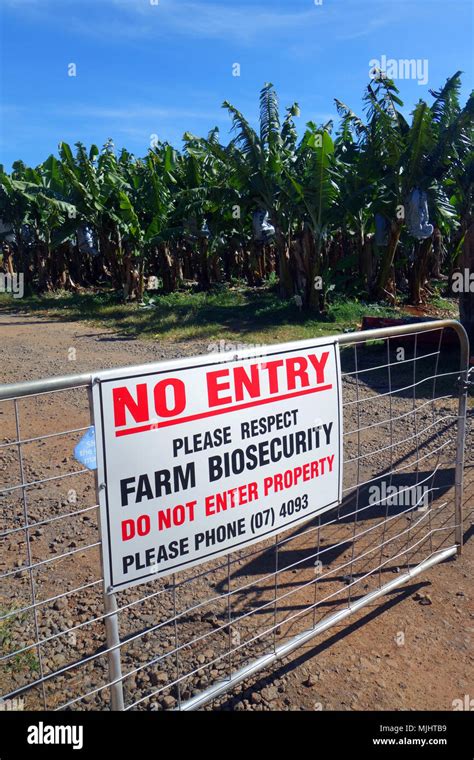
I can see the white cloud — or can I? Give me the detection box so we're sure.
[335,15,394,42]
[3,0,396,45]
[155,2,318,43]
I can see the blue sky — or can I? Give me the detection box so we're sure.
[0,0,472,170]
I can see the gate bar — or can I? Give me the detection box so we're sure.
[179,546,457,711]
[0,319,468,401]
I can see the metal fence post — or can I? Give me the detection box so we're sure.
[88,385,125,711]
[454,328,470,555]
[102,591,125,711]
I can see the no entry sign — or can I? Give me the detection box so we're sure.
[92,338,343,593]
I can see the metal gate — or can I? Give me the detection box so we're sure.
[0,319,471,711]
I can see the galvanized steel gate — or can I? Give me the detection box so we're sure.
[0,319,471,711]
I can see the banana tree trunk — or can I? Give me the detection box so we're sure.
[459,223,474,357]
[182,242,193,280]
[122,247,133,301]
[137,256,145,302]
[360,234,375,290]
[36,243,53,292]
[13,228,32,292]
[372,220,403,300]
[430,228,443,279]
[209,249,222,284]
[1,244,15,276]
[158,243,176,293]
[263,243,275,276]
[274,229,293,298]
[100,232,122,290]
[198,237,210,290]
[247,242,261,286]
[53,243,68,289]
[409,236,433,304]
[300,226,322,313]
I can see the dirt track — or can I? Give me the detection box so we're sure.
[0,312,472,712]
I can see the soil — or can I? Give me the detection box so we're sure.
[0,312,472,712]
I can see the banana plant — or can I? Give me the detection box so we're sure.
[0,76,472,308]
[220,83,300,297]
[285,124,339,311]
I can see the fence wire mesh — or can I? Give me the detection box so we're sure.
[0,321,471,711]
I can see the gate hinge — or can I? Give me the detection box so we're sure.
[458,366,474,392]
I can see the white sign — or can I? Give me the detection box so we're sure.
[92,338,343,593]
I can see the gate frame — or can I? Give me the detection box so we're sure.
[0,318,469,711]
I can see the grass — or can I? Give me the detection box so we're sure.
[0,606,40,674]
[427,281,459,315]
[0,284,456,346]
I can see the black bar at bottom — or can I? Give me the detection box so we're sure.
[0,710,471,758]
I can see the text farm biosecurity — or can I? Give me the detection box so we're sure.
[92,339,343,592]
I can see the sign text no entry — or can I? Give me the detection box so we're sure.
[92,338,343,593]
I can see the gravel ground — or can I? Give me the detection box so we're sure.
[0,312,472,712]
